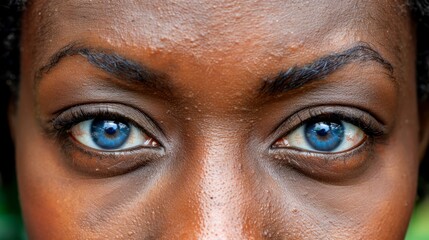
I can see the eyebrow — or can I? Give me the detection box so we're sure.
[259,43,395,95]
[35,43,171,92]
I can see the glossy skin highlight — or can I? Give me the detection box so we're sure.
[12,0,427,239]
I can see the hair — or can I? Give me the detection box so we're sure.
[0,0,428,198]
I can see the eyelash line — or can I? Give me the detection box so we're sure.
[53,108,130,133]
[305,111,384,137]
[49,105,159,142]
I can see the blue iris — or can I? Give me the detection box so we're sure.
[304,121,344,151]
[91,120,131,150]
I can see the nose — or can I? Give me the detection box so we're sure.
[157,130,270,239]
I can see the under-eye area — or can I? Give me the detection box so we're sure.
[41,103,165,177]
[268,106,388,181]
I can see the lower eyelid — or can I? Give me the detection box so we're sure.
[59,136,165,177]
[269,138,373,182]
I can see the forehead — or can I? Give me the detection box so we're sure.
[23,0,412,100]
[28,0,408,58]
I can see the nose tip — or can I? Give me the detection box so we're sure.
[194,172,251,239]
[157,143,267,239]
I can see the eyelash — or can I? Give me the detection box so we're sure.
[274,107,387,144]
[52,109,136,139]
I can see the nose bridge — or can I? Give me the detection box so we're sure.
[161,125,263,239]
[196,133,250,239]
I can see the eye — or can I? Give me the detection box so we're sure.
[273,120,366,153]
[70,118,159,151]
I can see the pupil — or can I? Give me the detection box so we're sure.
[314,123,330,136]
[104,124,118,135]
[304,121,344,151]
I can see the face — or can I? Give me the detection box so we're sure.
[14,0,422,239]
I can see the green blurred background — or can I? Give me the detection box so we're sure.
[407,198,429,240]
[0,182,427,239]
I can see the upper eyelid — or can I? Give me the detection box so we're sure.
[49,103,166,145]
[269,105,387,143]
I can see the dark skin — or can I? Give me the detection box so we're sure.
[10,0,429,239]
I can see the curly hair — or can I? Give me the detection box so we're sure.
[0,0,428,197]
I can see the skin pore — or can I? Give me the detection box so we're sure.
[12,0,427,239]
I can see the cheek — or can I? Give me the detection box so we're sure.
[16,78,80,238]
[339,81,420,238]
[362,115,420,238]
[374,83,421,236]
